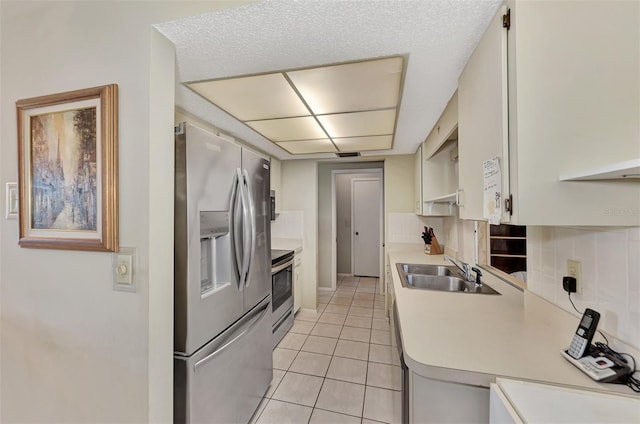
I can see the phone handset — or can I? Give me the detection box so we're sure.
[567,308,600,359]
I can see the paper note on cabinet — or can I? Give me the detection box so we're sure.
[483,157,501,225]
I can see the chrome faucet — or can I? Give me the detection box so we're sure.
[444,255,471,281]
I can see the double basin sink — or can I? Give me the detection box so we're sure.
[397,263,500,295]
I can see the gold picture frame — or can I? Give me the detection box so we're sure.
[16,84,118,252]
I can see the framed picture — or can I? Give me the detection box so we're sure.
[16,84,118,252]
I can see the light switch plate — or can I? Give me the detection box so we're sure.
[5,182,17,220]
[113,247,136,292]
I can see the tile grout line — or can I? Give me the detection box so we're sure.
[263,275,392,424]
[362,276,372,422]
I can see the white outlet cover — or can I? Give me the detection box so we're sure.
[567,259,582,294]
[5,182,17,220]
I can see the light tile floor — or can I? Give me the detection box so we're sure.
[252,276,402,424]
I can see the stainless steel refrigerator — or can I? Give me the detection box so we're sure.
[174,122,272,424]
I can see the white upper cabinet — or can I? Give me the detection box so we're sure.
[458,5,509,222]
[270,157,282,214]
[423,91,458,159]
[416,91,459,216]
[458,1,640,226]
[414,144,423,215]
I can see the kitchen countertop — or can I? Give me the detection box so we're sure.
[388,244,639,396]
[271,238,303,253]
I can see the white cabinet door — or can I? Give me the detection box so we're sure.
[507,0,640,226]
[489,383,520,424]
[458,5,509,222]
[414,145,423,215]
[458,1,640,226]
[411,372,489,424]
[293,255,302,313]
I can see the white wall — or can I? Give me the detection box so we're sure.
[336,173,353,274]
[316,162,384,286]
[286,156,415,298]
[281,160,318,309]
[527,226,640,349]
[0,2,245,422]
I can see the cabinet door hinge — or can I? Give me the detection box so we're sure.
[505,194,513,216]
[503,8,511,30]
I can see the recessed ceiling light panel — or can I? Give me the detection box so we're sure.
[277,139,337,154]
[188,74,309,121]
[183,56,404,155]
[287,57,403,115]
[317,109,396,138]
[333,135,393,151]
[246,116,327,141]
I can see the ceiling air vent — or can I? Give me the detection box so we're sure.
[336,152,360,158]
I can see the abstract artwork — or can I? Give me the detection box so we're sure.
[17,84,119,251]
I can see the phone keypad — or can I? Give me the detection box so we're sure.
[568,335,588,359]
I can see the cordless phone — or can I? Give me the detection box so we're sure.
[562,308,633,383]
[567,308,600,359]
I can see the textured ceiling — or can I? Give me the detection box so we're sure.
[155,0,501,160]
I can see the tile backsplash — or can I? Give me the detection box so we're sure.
[387,213,444,245]
[271,211,304,239]
[527,226,640,349]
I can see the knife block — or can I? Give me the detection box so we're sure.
[424,235,442,255]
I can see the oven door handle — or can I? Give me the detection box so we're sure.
[271,258,294,274]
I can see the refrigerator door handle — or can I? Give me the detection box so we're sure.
[230,168,243,290]
[239,172,252,286]
[193,299,270,371]
[242,169,257,288]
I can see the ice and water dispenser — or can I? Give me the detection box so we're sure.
[199,211,231,296]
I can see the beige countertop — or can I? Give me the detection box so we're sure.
[388,245,639,396]
[271,238,303,253]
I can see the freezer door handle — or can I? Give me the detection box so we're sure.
[230,168,243,290]
[193,299,270,371]
[242,169,257,288]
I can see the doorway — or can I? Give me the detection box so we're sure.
[330,168,384,290]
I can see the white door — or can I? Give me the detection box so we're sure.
[352,178,380,277]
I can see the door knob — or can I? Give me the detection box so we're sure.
[355,232,359,236]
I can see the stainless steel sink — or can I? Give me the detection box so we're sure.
[398,264,454,276]
[405,274,467,291]
[397,263,500,295]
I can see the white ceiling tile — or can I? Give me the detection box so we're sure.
[333,135,393,152]
[246,116,327,141]
[187,73,309,121]
[287,57,403,115]
[277,139,337,154]
[318,109,396,138]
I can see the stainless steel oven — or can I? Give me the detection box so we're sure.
[271,249,294,347]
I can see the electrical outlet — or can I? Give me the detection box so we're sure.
[567,259,582,294]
